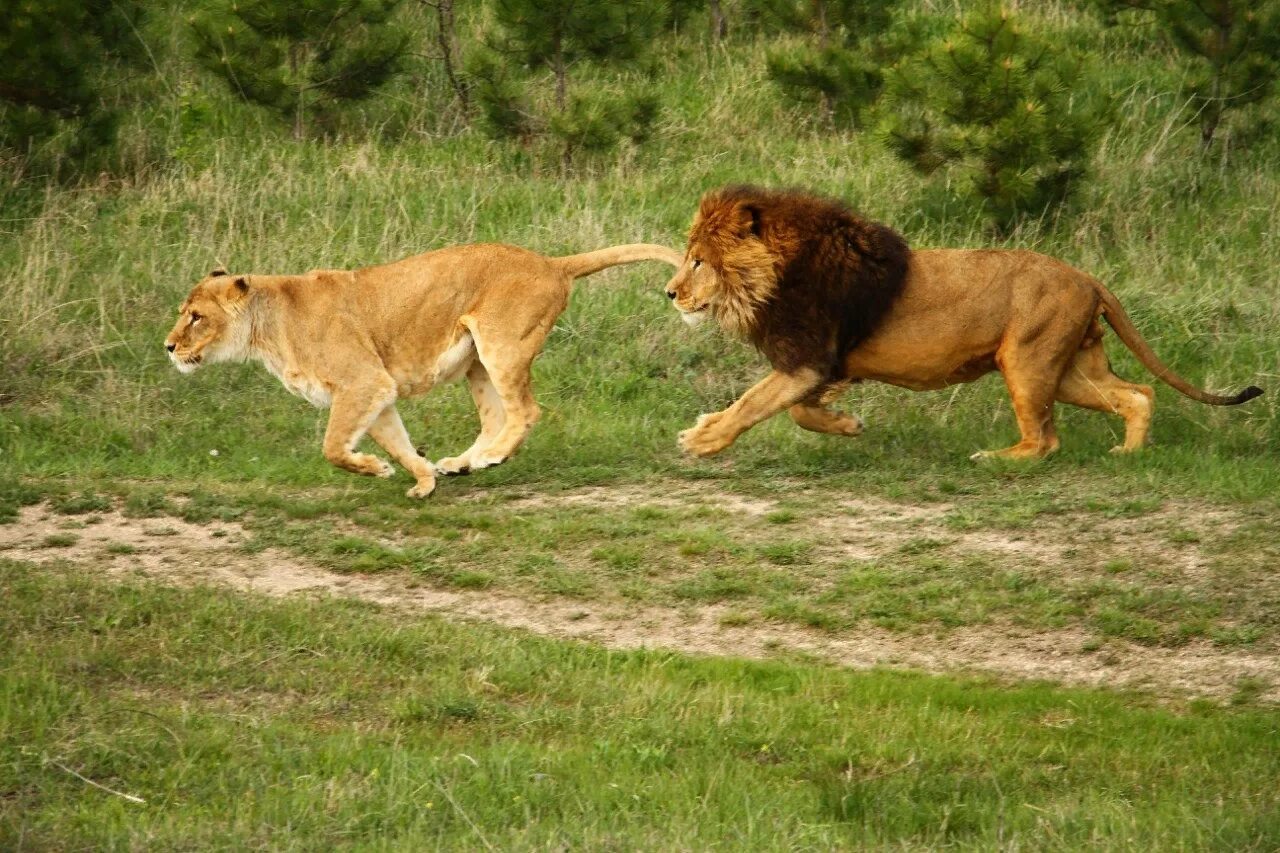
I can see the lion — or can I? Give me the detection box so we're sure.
[165,242,681,497]
[665,186,1262,460]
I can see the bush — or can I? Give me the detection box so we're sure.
[879,3,1105,229]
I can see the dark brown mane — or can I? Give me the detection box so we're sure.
[691,185,910,377]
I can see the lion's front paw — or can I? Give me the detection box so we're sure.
[678,425,732,458]
[406,479,436,499]
[839,413,865,436]
[694,411,725,430]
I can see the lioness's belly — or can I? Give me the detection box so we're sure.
[391,332,476,397]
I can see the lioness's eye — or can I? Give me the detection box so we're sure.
[190,313,202,325]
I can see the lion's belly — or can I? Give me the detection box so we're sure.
[844,329,1001,391]
[856,354,998,391]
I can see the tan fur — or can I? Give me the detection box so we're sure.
[670,245,1261,459]
[165,243,681,496]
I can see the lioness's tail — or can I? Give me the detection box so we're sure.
[553,244,684,279]
[1095,282,1263,406]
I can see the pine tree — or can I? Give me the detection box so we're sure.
[1093,0,1280,148]
[192,0,411,139]
[417,0,470,118]
[879,4,1103,229]
[762,0,899,127]
[0,0,147,175]
[472,0,663,168]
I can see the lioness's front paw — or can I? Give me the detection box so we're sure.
[406,480,436,499]
[435,454,471,476]
[350,453,395,478]
[678,425,731,458]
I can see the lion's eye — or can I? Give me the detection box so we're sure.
[692,259,702,270]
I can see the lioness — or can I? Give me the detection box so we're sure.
[166,243,681,497]
[665,186,1261,459]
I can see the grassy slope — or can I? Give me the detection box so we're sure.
[4,562,1279,850]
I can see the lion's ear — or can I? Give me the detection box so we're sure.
[736,203,763,239]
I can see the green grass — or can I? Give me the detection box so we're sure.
[4,561,1279,850]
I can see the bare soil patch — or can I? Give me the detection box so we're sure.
[2,492,1275,703]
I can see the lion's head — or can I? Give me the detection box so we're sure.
[665,188,780,335]
[164,269,252,374]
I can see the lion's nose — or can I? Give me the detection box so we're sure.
[165,343,176,353]
[666,290,677,300]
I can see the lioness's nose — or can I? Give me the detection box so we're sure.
[165,342,176,352]
[666,289,676,300]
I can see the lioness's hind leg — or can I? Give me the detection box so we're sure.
[323,382,398,479]
[437,362,506,476]
[367,405,436,498]
[1056,342,1154,453]
[466,322,547,470]
[789,399,864,437]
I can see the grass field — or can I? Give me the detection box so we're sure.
[3,2,1280,848]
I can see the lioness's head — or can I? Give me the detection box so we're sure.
[165,269,252,374]
[665,187,779,334]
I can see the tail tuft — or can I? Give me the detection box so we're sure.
[1229,385,1264,405]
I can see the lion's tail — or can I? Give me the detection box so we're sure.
[1095,281,1262,406]
[553,244,683,279]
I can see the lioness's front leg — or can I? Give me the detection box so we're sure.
[367,405,436,498]
[322,385,397,480]
[679,368,823,457]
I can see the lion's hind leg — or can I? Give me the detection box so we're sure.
[973,348,1073,462]
[436,362,506,476]
[1055,341,1154,454]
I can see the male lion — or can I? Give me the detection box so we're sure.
[166,242,681,497]
[665,186,1261,460]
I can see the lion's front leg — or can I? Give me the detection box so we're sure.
[679,368,824,457]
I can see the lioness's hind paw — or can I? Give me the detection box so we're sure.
[469,454,507,471]
[435,455,471,476]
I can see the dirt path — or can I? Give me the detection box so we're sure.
[3,499,1276,703]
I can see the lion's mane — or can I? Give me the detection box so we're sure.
[692,186,910,376]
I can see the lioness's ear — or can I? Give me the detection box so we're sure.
[210,267,227,278]
[232,276,249,294]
